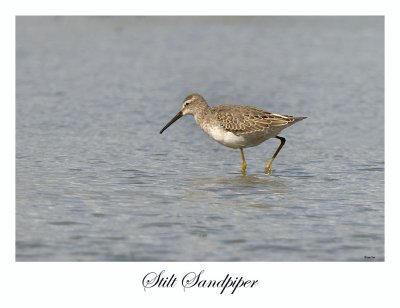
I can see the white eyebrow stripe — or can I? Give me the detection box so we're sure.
[185,97,196,104]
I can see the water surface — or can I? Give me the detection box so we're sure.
[16,16,384,261]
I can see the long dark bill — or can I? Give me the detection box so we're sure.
[160,111,183,134]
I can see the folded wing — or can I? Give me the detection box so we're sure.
[214,105,303,136]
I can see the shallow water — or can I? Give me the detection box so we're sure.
[16,16,384,261]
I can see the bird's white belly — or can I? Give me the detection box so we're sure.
[201,125,278,149]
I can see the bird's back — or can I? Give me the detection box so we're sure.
[211,104,306,136]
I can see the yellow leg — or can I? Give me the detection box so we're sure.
[265,136,286,174]
[240,148,247,175]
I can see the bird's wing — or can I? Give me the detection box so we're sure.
[214,105,299,136]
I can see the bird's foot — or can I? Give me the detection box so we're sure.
[264,160,273,174]
[241,163,247,175]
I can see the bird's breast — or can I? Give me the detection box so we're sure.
[198,124,247,149]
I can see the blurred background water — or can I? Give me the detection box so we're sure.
[16,16,384,261]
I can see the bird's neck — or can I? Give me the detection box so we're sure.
[193,105,210,125]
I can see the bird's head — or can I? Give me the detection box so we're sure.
[160,93,208,134]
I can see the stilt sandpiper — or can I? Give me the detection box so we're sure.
[160,93,306,175]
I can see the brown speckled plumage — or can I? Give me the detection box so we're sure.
[213,105,305,136]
